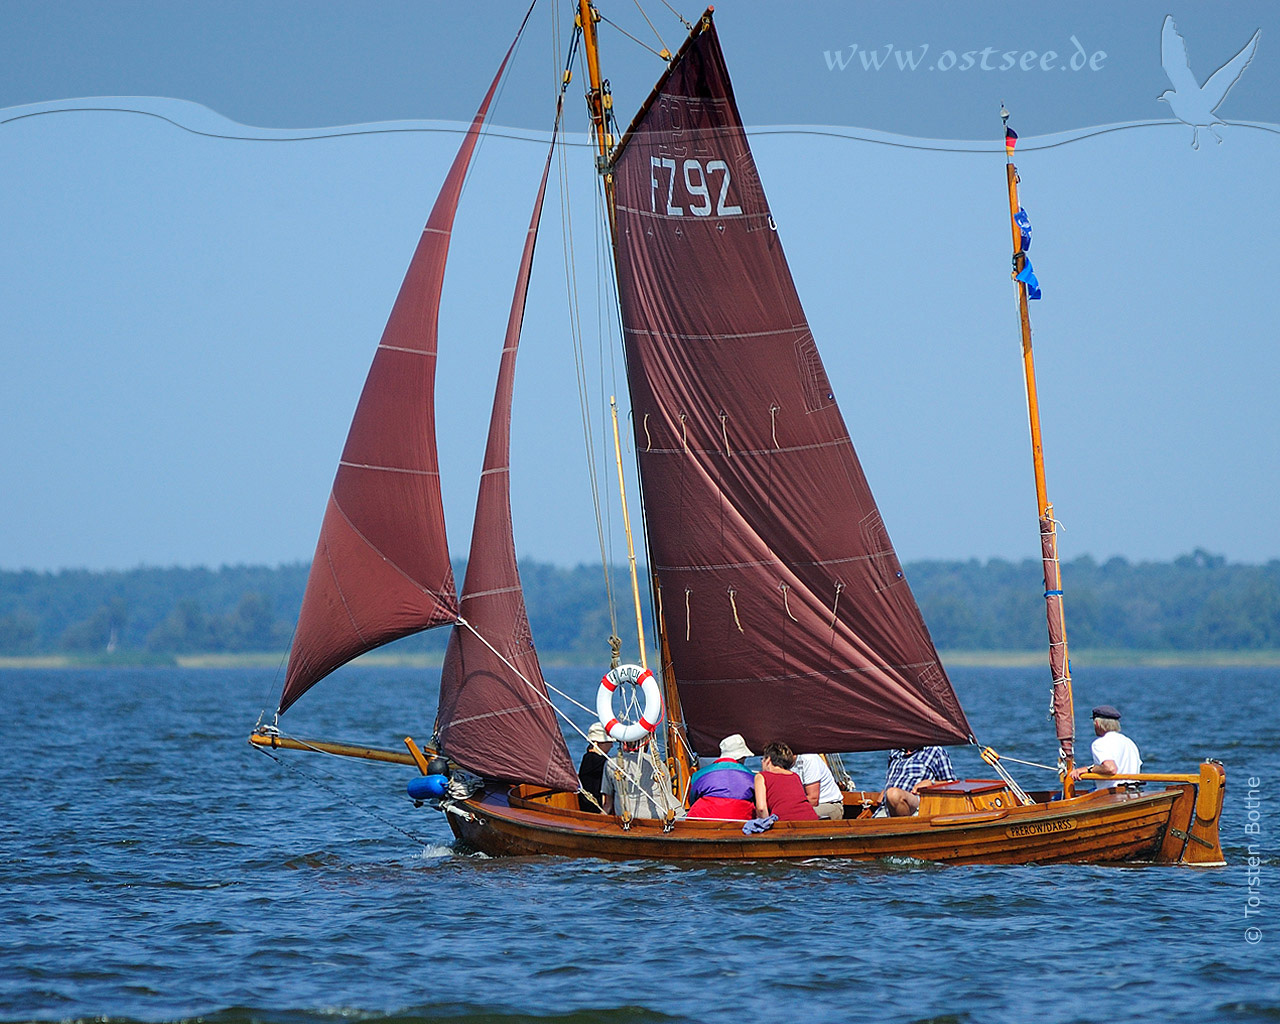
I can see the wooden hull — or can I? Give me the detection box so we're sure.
[445,767,1226,866]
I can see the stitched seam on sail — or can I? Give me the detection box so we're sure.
[615,203,772,224]
[338,461,441,476]
[677,661,940,685]
[329,492,456,605]
[445,702,548,728]
[377,344,432,355]
[461,585,522,600]
[656,550,895,572]
[623,326,795,341]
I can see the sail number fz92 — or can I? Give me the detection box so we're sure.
[650,157,743,217]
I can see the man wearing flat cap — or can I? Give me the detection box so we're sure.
[1068,705,1142,789]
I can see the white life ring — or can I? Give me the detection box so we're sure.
[595,663,663,743]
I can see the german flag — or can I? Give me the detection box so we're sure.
[1005,126,1018,157]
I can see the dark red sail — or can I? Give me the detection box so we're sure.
[435,127,579,792]
[610,17,971,754]
[278,40,521,716]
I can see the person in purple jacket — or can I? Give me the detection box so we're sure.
[686,734,756,820]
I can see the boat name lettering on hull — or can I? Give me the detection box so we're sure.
[1006,818,1077,838]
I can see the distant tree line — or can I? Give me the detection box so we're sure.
[0,561,641,661]
[908,550,1280,651]
[0,550,1276,659]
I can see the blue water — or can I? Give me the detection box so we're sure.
[1,665,1277,1024]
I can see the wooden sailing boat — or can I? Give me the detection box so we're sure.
[251,5,1225,865]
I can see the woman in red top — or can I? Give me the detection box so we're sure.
[753,742,820,821]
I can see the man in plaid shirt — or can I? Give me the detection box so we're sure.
[883,746,956,816]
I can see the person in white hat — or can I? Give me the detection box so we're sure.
[577,722,613,812]
[686,734,757,820]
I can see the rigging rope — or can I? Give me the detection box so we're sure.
[988,751,1060,772]
[452,618,667,804]
[590,128,637,661]
[252,741,437,848]
[458,617,595,722]
[656,0,693,31]
[977,745,1035,806]
[453,618,660,805]
[629,0,672,57]
[456,0,538,208]
[598,12,671,62]
[556,27,619,648]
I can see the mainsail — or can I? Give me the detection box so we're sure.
[609,18,971,754]
[277,37,523,715]
[435,125,580,793]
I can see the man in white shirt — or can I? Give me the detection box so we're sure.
[1068,704,1142,790]
[792,753,845,820]
[601,740,679,819]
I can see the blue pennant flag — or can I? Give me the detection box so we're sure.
[1016,257,1042,299]
[1014,207,1032,252]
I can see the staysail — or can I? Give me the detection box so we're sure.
[435,124,580,792]
[277,34,524,716]
[609,17,971,754]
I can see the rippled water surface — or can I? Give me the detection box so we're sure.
[1,665,1277,1024]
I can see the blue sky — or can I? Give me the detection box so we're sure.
[2,2,1277,572]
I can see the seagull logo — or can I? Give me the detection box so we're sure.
[1159,15,1260,149]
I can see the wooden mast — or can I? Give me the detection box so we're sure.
[1003,113,1076,795]
[578,0,615,221]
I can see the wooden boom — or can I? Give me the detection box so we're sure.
[249,730,435,767]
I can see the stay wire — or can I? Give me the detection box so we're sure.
[629,0,671,56]
[457,618,655,800]
[252,741,438,848]
[656,0,693,31]
[598,12,670,62]
[456,0,538,210]
[557,38,619,641]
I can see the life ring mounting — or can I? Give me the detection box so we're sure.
[595,664,663,743]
